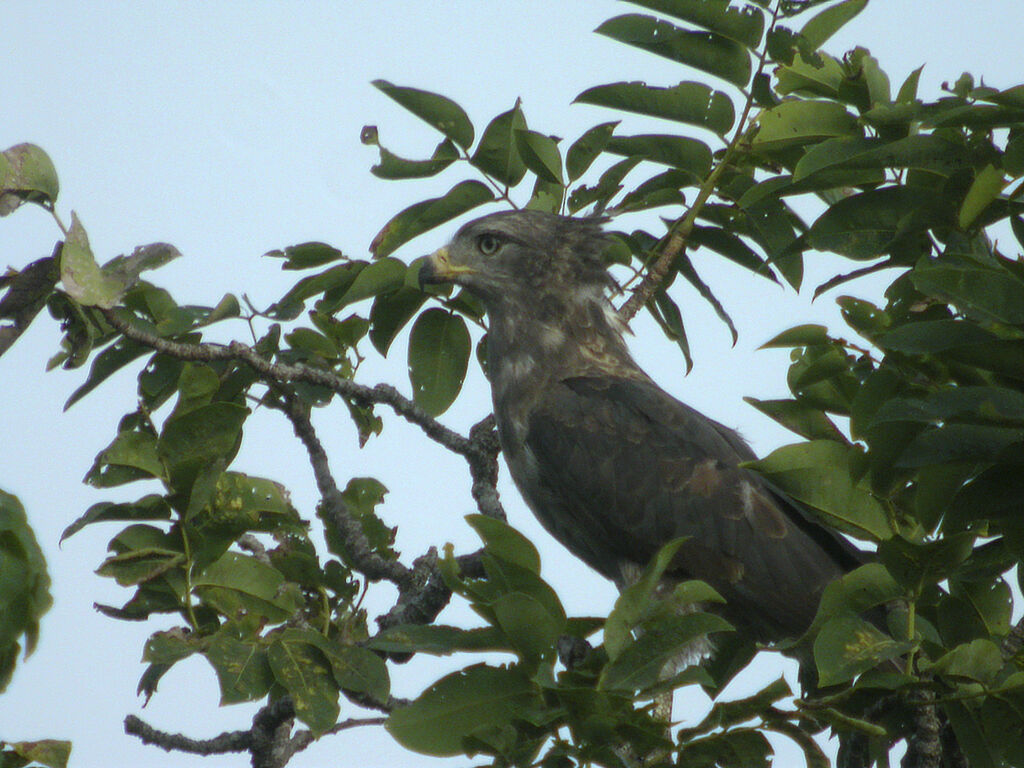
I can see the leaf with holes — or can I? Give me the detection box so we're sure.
[576,81,734,135]
[372,80,474,149]
[407,308,470,416]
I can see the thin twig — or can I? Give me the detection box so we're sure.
[616,1,781,323]
[100,308,477,459]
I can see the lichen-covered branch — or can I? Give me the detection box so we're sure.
[277,391,413,586]
[101,308,478,459]
[125,702,385,768]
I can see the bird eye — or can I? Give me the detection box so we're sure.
[477,234,501,255]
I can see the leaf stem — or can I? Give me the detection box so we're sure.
[617,0,782,323]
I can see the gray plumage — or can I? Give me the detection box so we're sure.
[421,209,860,645]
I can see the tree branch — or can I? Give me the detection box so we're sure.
[124,714,253,755]
[100,308,477,458]
[125,703,386,768]
[277,391,413,586]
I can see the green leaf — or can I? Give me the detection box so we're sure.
[371,138,459,180]
[805,563,902,637]
[386,664,538,756]
[597,14,752,87]
[281,628,390,704]
[204,626,274,704]
[101,243,182,295]
[158,402,248,495]
[600,612,732,692]
[372,80,474,149]
[492,591,564,661]
[691,677,792,733]
[928,639,1003,684]
[808,186,936,259]
[678,728,772,768]
[370,180,494,258]
[265,241,346,270]
[369,287,427,356]
[268,635,339,735]
[0,143,59,213]
[605,133,712,177]
[470,101,528,187]
[649,290,691,370]
[319,477,397,564]
[368,624,509,655]
[60,495,172,543]
[623,0,765,48]
[959,165,1007,229]
[814,615,912,686]
[746,441,892,541]
[193,551,301,623]
[0,490,52,692]
[4,740,71,768]
[604,538,692,657]
[332,256,406,308]
[775,52,844,99]
[759,323,830,348]
[897,424,1024,467]
[1004,134,1024,177]
[479,554,567,630]
[568,156,640,213]
[566,122,618,181]
[744,397,846,441]
[800,0,868,50]
[753,100,859,149]
[514,129,563,185]
[793,135,974,182]
[466,514,541,574]
[407,308,470,416]
[84,429,165,488]
[897,65,925,104]
[575,81,734,135]
[59,212,125,308]
[689,225,775,281]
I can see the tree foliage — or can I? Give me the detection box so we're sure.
[3,1,1024,767]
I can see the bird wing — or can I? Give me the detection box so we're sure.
[521,374,859,640]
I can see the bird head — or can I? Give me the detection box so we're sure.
[419,210,614,310]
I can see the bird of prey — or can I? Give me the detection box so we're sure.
[420,209,863,652]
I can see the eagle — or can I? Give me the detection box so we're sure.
[420,209,862,654]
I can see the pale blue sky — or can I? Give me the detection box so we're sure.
[1,3,1021,767]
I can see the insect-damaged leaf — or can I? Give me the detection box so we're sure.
[372,80,474,149]
[566,121,618,181]
[597,14,752,88]
[268,635,340,735]
[814,615,912,686]
[370,138,459,180]
[59,213,125,308]
[624,0,765,49]
[407,308,470,416]
[576,81,734,135]
[0,142,59,214]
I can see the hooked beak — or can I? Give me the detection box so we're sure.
[418,246,475,288]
